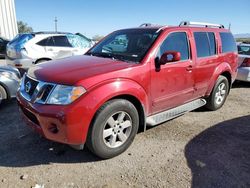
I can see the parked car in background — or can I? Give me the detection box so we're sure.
[0,37,9,58]
[17,21,237,159]
[75,33,96,46]
[6,32,94,74]
[236,42,250,82]
[0,65,21,104]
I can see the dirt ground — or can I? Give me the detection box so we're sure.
[0,81,250,188]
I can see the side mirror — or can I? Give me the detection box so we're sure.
[160,51,181,65]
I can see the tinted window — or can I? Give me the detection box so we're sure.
[37,38,47,46]
[238,45,250,55]
[45,37,55,46]
[159,32,189,60]
[208,32,216,55]
[194,32,210,57]
[220,32,237,53]
[53,36,72,47]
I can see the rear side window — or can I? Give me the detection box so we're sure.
[37,38,47,46]
[53,36,72,47]
[194,32,217,58]
[194,32,210,57]
[220,32,237,53]
[159,32,189,60]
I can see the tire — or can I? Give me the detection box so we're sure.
[205,75,229,111]
[86,99,139,159]
[0,85,7,104]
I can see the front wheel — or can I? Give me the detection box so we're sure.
[86,99,139,159]
[0,85,7,104]
[205,75,229,111]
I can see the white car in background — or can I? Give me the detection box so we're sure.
[237,42,250,82]
[6,32,94,74]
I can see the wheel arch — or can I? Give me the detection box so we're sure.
[0,82,9,100]
[110,94,146,133]
[205,62,233,96]
[34,58,52,64]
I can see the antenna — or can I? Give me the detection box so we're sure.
[228,23,231,30]
[54,17,58,32]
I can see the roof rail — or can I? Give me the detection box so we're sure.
[139,23,153,27]
[33,31,72,35]
[139,23,163,27]
[179,21,224,28]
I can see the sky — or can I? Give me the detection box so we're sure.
[15,0,250,38]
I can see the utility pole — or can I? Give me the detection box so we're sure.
[54,17,58,32]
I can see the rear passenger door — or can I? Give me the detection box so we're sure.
[46,36,73,59]
[192,31,218,97]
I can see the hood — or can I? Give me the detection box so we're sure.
[28,55,137,85]
[0,65,21,78]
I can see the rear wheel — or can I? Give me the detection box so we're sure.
[205,75,229,111]
[0,85,7,104]
[86,99,139,159]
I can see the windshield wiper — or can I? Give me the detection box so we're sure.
[87,52,114,59]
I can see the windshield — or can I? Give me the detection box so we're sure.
[87,28,160,63]
[238,45,250,55]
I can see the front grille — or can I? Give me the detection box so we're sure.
[24,76,39,96]
[20,74,55,104]
[40,84,54,102]
[21,107,40,126]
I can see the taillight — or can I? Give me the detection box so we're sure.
[241,58,250,67]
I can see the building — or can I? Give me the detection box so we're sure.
[0,0,18,39]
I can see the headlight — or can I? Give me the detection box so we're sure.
[47,85,86,105]
[0,72,12,78]
[0,71,19,80]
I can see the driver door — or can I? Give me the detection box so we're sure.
[150,31,195,114]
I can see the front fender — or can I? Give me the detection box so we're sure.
[72,78,149,143]
[205,62,232,96]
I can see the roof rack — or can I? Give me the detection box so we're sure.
[179,21,224,28]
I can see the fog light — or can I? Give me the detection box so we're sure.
[48,123,59,134]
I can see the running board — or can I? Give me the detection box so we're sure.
[146,99,206,126]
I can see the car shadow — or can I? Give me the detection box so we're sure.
[0,99,100,168]
[185,115,250,188]
[232,81,250,88]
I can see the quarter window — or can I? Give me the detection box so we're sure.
[194,32,217,58]
[220,32,237,53]
[159,32,189,61]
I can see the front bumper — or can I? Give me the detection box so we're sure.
[17,92,90,145]
[236,67,250,82]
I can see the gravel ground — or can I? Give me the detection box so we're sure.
[0,81,249,188]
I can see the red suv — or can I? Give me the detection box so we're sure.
[17,21,238,159]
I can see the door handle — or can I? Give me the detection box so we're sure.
[186,65,193,71]
[47,48,53,51]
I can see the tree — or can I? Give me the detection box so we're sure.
[92,35,104,41]
[17,21,33,33]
